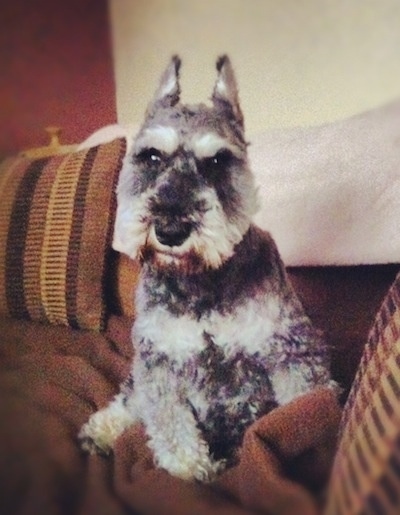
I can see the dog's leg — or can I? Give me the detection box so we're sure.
[79,382,137,456]
[142,400,224,482]
[270,364,319,405]
[270,362,338,405]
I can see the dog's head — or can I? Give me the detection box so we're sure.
[113,55,258,274]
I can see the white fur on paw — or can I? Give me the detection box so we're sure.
[78,424,110,456]
[78,405,135,456]
[155,446,226,482]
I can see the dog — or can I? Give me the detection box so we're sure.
[79,55,337,482]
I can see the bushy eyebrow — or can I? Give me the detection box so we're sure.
[190,133,244,160]
[134,126,179,155]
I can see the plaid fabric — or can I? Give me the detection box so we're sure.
[325,272,400,514]
[0,138,126,331]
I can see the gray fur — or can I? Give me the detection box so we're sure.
[79,55,338,482]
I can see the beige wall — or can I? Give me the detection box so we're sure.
[109,0,400,135]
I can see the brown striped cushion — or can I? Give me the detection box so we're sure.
[325,272,400,514]
[0,138,126,331]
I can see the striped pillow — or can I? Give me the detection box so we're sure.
[325,272,400,514]
[0,138,126,331]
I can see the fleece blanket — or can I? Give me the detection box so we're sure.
[0,314,341,515]
[80,99,400,267]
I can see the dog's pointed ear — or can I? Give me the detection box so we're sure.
[149,55,181,109]
[212,55,244,127]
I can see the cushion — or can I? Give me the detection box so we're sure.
[112,253,140,319]
[325,271,400,513]
[0,138,126,331]
[250,99,400,266]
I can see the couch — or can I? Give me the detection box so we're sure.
[1,102,400,515]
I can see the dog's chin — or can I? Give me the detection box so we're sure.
[140,245,207,275]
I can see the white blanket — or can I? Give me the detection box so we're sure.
[250,99,400,266]
[80,99,400,266]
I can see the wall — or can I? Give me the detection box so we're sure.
[110,0,400,136]
[0,0,116,158]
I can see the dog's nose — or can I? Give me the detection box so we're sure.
[154,220,192,247]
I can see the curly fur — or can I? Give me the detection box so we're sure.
[79,55,337,482]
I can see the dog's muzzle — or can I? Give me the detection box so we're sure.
[154,219,193,247]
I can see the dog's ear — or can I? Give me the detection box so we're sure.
[212,55,244,127]
[148,55,181,110]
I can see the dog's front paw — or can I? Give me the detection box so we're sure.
[78,393,137,456]
[156,446,226,483]
[78,418,114,456]
[194,457,227,483]
[78,405,135,456]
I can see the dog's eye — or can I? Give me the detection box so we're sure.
[137,148,163,164]
[198,149,234,180]
[210,149,234,167]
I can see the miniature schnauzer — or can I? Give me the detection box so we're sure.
[79,55,337,482]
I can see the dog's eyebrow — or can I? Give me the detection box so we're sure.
[135,126,179,155]
[190,133,244,160]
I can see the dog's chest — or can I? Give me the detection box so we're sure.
[134,292,283,365]
[134,295,283,459]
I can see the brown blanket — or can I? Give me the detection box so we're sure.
[0,315,341,515]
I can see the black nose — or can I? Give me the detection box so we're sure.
[154,220,192,247]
